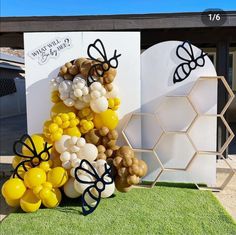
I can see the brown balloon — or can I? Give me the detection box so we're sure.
[115,176,132,193]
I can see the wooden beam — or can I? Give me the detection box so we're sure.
[1,27,236,49]
[1,11,236,33]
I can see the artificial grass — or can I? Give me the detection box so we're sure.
[1,184,236,235]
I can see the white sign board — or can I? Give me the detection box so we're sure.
[24,32,141,134]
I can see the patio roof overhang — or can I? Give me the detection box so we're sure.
[1,11,236,48]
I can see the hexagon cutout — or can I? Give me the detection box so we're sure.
[155,96,197,132]
[154,133,196,170]
[189,76,234,115]
[122,113,163,151]
[193,154,235,191]
[188,115,234,154]
[132,151,164,188]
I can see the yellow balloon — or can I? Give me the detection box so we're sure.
[22,134,47,157]
[94,109,119,130]
[64,127,81,137]
[20,189,41,213]
[24,168,47,189]
[12,164,31,180]
[47,167,68,187]
[1,178,26,200]
[5,198,20,207]
[42,188,62,208]
[51,102,76,118]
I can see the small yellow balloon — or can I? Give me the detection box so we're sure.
[5,198,20,207]
[39,161,51,172]
[64,127,81,137]
[94,109,119,130]
[24,168,47,189]
[47,167,68,188]
[1,178,26,200]
[42,188,62,208]
[20,189,41,213]
[51,102,76,118]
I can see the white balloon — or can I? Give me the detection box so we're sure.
[70,145,80,153]
[101,182,115,198]
[100,87,107,96]
[60,151,71,162]
[71,136,79,145]
[83,94,91,103]
[70,167,76,177]
[78,144,98,162]
[76,137,86,147]
[63,178,81,198]
[90,82,102,91]
[60,92,69,100]
[56,76,64,83]
[90,90,101,99]
[74,174,93,194]
[64,98,75,107]
[55,135,71,153]
[71,158,81,168]
[82,87,89,95]
[90,97,108,113]
[62,160,71,169]
[74,89,83,98]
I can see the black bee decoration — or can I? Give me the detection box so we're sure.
[74,159,114,215]
[173,41,207,84]
[86,39,121,86]
[12,134,52,179]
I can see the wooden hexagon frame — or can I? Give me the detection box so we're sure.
[121,76,235,191]
[122,112,164,152]
[188,76,235,116]
[131,149,165,189]
[187,115,235,155]
[194,154,235,192]
[153,131,197,171]
[154,96,198,133]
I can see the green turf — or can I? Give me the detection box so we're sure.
[1,184,236,235]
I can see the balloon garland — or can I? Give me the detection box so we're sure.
[1,39,148,215]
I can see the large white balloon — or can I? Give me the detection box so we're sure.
[63,178,81,198]
[77,144,98,162]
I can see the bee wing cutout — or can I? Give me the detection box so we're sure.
[87,39,107,62]
[38,142,52,161]
[13,134,37,158]
[13,159,31,180]
[74,159,99,184]
[101,164,114,185]
[87,63,104,86]
[176,41,195,62]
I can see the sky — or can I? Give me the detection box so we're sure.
[1,0,236,17]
